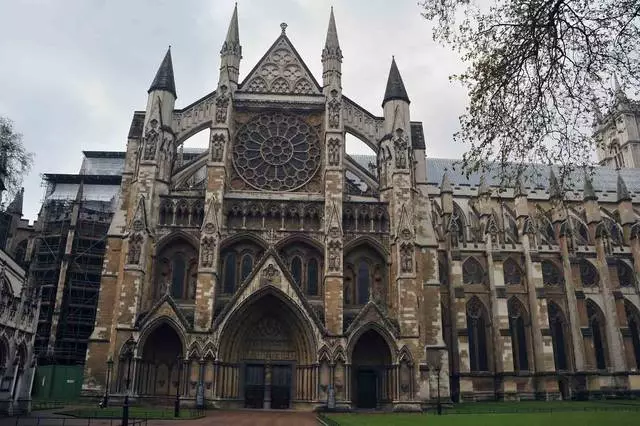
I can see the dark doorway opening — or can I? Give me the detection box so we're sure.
[356,369,378,408]
[351,329,392,409]
[271,364,292,409]
[244,364,265,408]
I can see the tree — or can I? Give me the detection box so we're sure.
[0,117,33,204]
[419,0,640,187]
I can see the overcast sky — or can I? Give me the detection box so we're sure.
[0,0,468,221]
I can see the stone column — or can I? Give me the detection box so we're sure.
[594,238,626,372]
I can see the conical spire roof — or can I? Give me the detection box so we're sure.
[583,173,597,201]
[221,3,241,56]
[617,172,631,202]
[148,47,176,97]
[382,57,410,106]
[6,187,23,215]
[324,7,340,50]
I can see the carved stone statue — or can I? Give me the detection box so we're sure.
[393,128,408,169]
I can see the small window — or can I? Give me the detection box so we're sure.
[290,257,302,287]
[241,254,253,283]
[307,258,318,295]
[223,253,236,294]
[171,255,186,299]
[357,261,370,304]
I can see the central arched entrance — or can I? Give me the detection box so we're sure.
[218,291,316,409]
[137,323,184,397]
[351,329,393,409]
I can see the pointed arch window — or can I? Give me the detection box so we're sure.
[587,301,607,370]
[579,259,599,287]
[611,141,625,169]
[625,301,640,369]
[357,261,370,305]
[508,298,529,372]
[617,260,635,288]
[503,258,523,286]
[241,254,253,283]
[307,258,319,296]
[548,302,569,371]
[223,252,237,294]
[291,257,302,287]
[462,257,485,285]
[467,298,489,372]
[171,255,186,299]
[542,260,563,286]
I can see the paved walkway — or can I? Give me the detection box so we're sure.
[147,410,318,426]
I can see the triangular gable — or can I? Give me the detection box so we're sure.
[239,35,322,95]
[129,196,151,235]
[212,249,325,338]
[345,300,399,337]
[137,293,190,330]
[396,203,413,240]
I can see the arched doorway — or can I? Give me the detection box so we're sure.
[351,329,393,409]
[137,323,184,396]
[218,291,316,409]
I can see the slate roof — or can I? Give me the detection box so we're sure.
[382,58,410,105]
[148,48,177,97]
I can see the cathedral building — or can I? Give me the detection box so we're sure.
[82,6,640,409]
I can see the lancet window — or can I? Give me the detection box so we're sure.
[220,239,265,295]
[467,297,490,372]
[155,238,198,301]
[344,244,386,306]
[278,241,323,296]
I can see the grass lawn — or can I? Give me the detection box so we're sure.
[59,407,205,420]
[326,400,640,425]
[327,412,639,426]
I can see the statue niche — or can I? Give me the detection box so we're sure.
[155,238,198,301]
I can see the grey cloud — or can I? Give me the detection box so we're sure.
[0,0,468,220]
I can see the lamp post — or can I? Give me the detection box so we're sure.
[427,350,443,415]
[121,336,136,426]
[174,355,182,418]
[101,357,114,408]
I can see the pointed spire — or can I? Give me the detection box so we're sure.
[6,187,23,215]
[324,7,341,53]
[148,47,176,98]
[613,73,629,106]
[478,175,490,196]
[440,170,453,194]
[382,57,410,106]
[514,176,527,197]
[617,172,631,202]
[549,169,562,199]
[592,97,603,126]
[583,173,597,201]
[221,3,241,57]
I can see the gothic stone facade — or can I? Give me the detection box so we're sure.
[82,7,640,408]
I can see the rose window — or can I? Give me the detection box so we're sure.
[232,112,321,191]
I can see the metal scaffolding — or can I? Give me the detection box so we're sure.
[30,192,114,365]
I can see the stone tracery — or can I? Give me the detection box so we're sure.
[232,112,321,191]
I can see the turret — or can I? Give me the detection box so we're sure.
[6,187,24,217]
[583,173,601,225]
[514,177,529,219]
[219,3,242,88]
[322,7,342,89]
[380,58,411,185]
[617,173,635,226]
[440,171,453,215]
[476,175,492,217]
[141,47,177,183]
[145,47,177,128]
